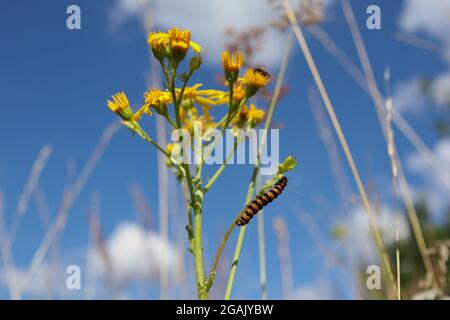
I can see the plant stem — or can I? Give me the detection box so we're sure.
[162,61,207,299]
[222,83,234,132]
[164,114,177,128]
[126,121,170,157]
[194,204,207,299]
[203,138,241,193]
[225,170,258,299]
[256,178,267,300]
[207,220,236,287]
[224,32,293,299]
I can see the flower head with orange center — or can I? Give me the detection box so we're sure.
[107,92,134,121]
[132,89,172,121]
[168,27,191,59]
[221,51,244,83]
[241,67,270,98]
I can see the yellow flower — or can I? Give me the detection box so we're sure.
[132,89,172,121]
[232,84,246,104]
[222,51,244,82]
[107,92,134,121]
[168,27,192,58]
[148,31,170,60]
[178,84,227,114]
[181,106,215,134]
[145,88,172,107]
[241,68,270,97]
[233,104,265,129]
[214,83,246,107]
[148,28,203,61]
[248,104,265,126]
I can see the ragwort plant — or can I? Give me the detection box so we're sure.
[106,27,296,299]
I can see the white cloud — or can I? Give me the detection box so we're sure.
[399,0,450,45]
[341,205,410,263]
[407,138,450,214]
[397,0,450,110]
[109,0,334,67]
[0,262,75,299]
[290,282,332,300]
[0,222,181,298]
[431,72,450,106]
[90,222,182,288]
[392,77,426,113]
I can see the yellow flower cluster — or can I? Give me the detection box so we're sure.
[148,27,203,61]
[106,28,269,140]
[221,51,271,101]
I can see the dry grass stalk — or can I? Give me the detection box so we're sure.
[10,145,53,244]
[309,25,441,174]
[394,31,442,55]
[130,183,153,230]
[307,86,352,213]
[340,0,439,291]
[1,145,53,299]
[18,121,121,298]
[395,216,401,300]
[281,0,397,294]
[272,215,295,298]
[384,73,401,300]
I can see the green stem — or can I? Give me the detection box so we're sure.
[203,137,241,193]
[125,121,169,157]
[256,178,267,300]
[164,114,177,128]
[222,83,234,133]
[224,170,258,299]
[177,71,194,106]
[181,181,194,253]
[163,61,207,299]
[224,32,293,299]
[194,204,207,299]
[207,220,236,289]
[201,96,247,170]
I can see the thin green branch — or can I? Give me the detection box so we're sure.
[224,31,293,299]
[124,121,170,157]
[164,114,177,128]
[256,178,267,300]
[204,137,241,193]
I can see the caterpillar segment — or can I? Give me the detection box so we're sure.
[236,176,288,226]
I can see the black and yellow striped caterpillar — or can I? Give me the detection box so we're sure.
[236,176,288,226]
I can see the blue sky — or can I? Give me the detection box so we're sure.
[0,0,449,299]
